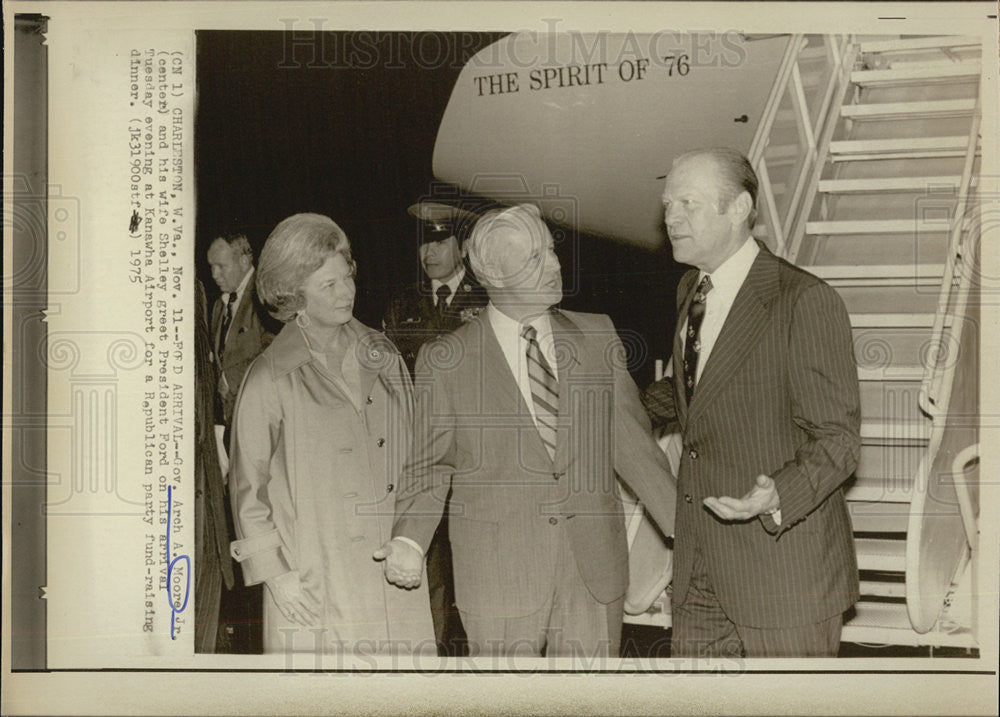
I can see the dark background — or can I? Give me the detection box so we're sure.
[195,31,687,383]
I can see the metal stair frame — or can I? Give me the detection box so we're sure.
[748,34,983,649]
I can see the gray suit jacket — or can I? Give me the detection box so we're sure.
[393,309,677,618]
[211,280,277,426]
[650,244,861,628]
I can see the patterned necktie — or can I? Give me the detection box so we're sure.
[435,284,451,318]
[682,275,713,405]
[218,292,237,362]
[522,325,558,461]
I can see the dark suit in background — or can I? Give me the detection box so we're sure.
[383,271,488,374]
[211,280,277,429]
[194,280,235,652]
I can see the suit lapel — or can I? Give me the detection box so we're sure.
[231,283,255,338]
[479,313,531,418]
[211,297,224,360]
[686,247,780,425]
[549,310,582,473]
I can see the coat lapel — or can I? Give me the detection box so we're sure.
[548,310,583,473]
[686,247,781,426]
[478,313,531,418]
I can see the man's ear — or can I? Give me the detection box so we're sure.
[728,190,753,227]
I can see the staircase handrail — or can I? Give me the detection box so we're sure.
[783,37,859,263]
[918,93,982,418]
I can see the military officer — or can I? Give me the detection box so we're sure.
[383,203,489,374]
[382,202,488,656]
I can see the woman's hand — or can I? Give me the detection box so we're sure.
[265,570,320,626]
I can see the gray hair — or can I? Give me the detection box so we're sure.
[675,147,758,229]
[256,213,356,322]
[466,204,548,288]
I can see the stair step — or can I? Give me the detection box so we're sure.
[860,418,931,443]
[849,502,910,532]
[809,263,945,283]
[817,176,970,193]
[829,136,971,160]
[842,99,976,120]
[845,474,915,503]
[858,579,907,598]
[851,63,982,86]
[850,313,934,328]
[842,601,976,648]
[807,219,955,234]
[858,36,982,54]
[855,537,906,572]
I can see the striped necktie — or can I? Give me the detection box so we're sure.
[682,275,713,405]
[522,324,558,461]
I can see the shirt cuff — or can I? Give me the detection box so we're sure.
[393,536,424,558]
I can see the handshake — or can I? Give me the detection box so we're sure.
[372,538,424,589]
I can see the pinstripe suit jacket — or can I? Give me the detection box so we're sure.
[651,244,861,628]
[393,309,677,619]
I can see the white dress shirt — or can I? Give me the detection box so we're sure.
[430,268,465,307]
[680,237,759,385]
[486,302,558,428]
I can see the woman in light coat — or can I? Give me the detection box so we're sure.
[229,213,434,655]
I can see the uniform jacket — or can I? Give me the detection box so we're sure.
[646,244,861,628]
[382,269,489,375]
[229,320,435,653]
[393,309,677,619]
[211,280,278,425]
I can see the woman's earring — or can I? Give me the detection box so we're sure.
[295,311,310,329]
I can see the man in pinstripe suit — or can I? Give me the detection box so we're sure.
[644,148,861,657]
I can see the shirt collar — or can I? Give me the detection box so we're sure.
[226,266,254,303]
[486,302,553,340]
[700,236,758,296]
[430,268,465,299]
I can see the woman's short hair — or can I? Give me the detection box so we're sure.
[256,213,356,322]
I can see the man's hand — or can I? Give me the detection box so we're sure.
[264,570,320,626]
[703,474,780,521]
[373,539,423,589]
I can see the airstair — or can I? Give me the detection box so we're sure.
[749,34,983,650]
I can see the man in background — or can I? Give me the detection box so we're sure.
[208,232,277,444]
[206,231,278,653]
[382,203,487,656]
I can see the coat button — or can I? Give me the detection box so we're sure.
[689,448,699,460]
[685,494,693,504]
[386,484,394,493]
[377,438,386,447]
[366,395,373,405]
[549,517,558,525]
